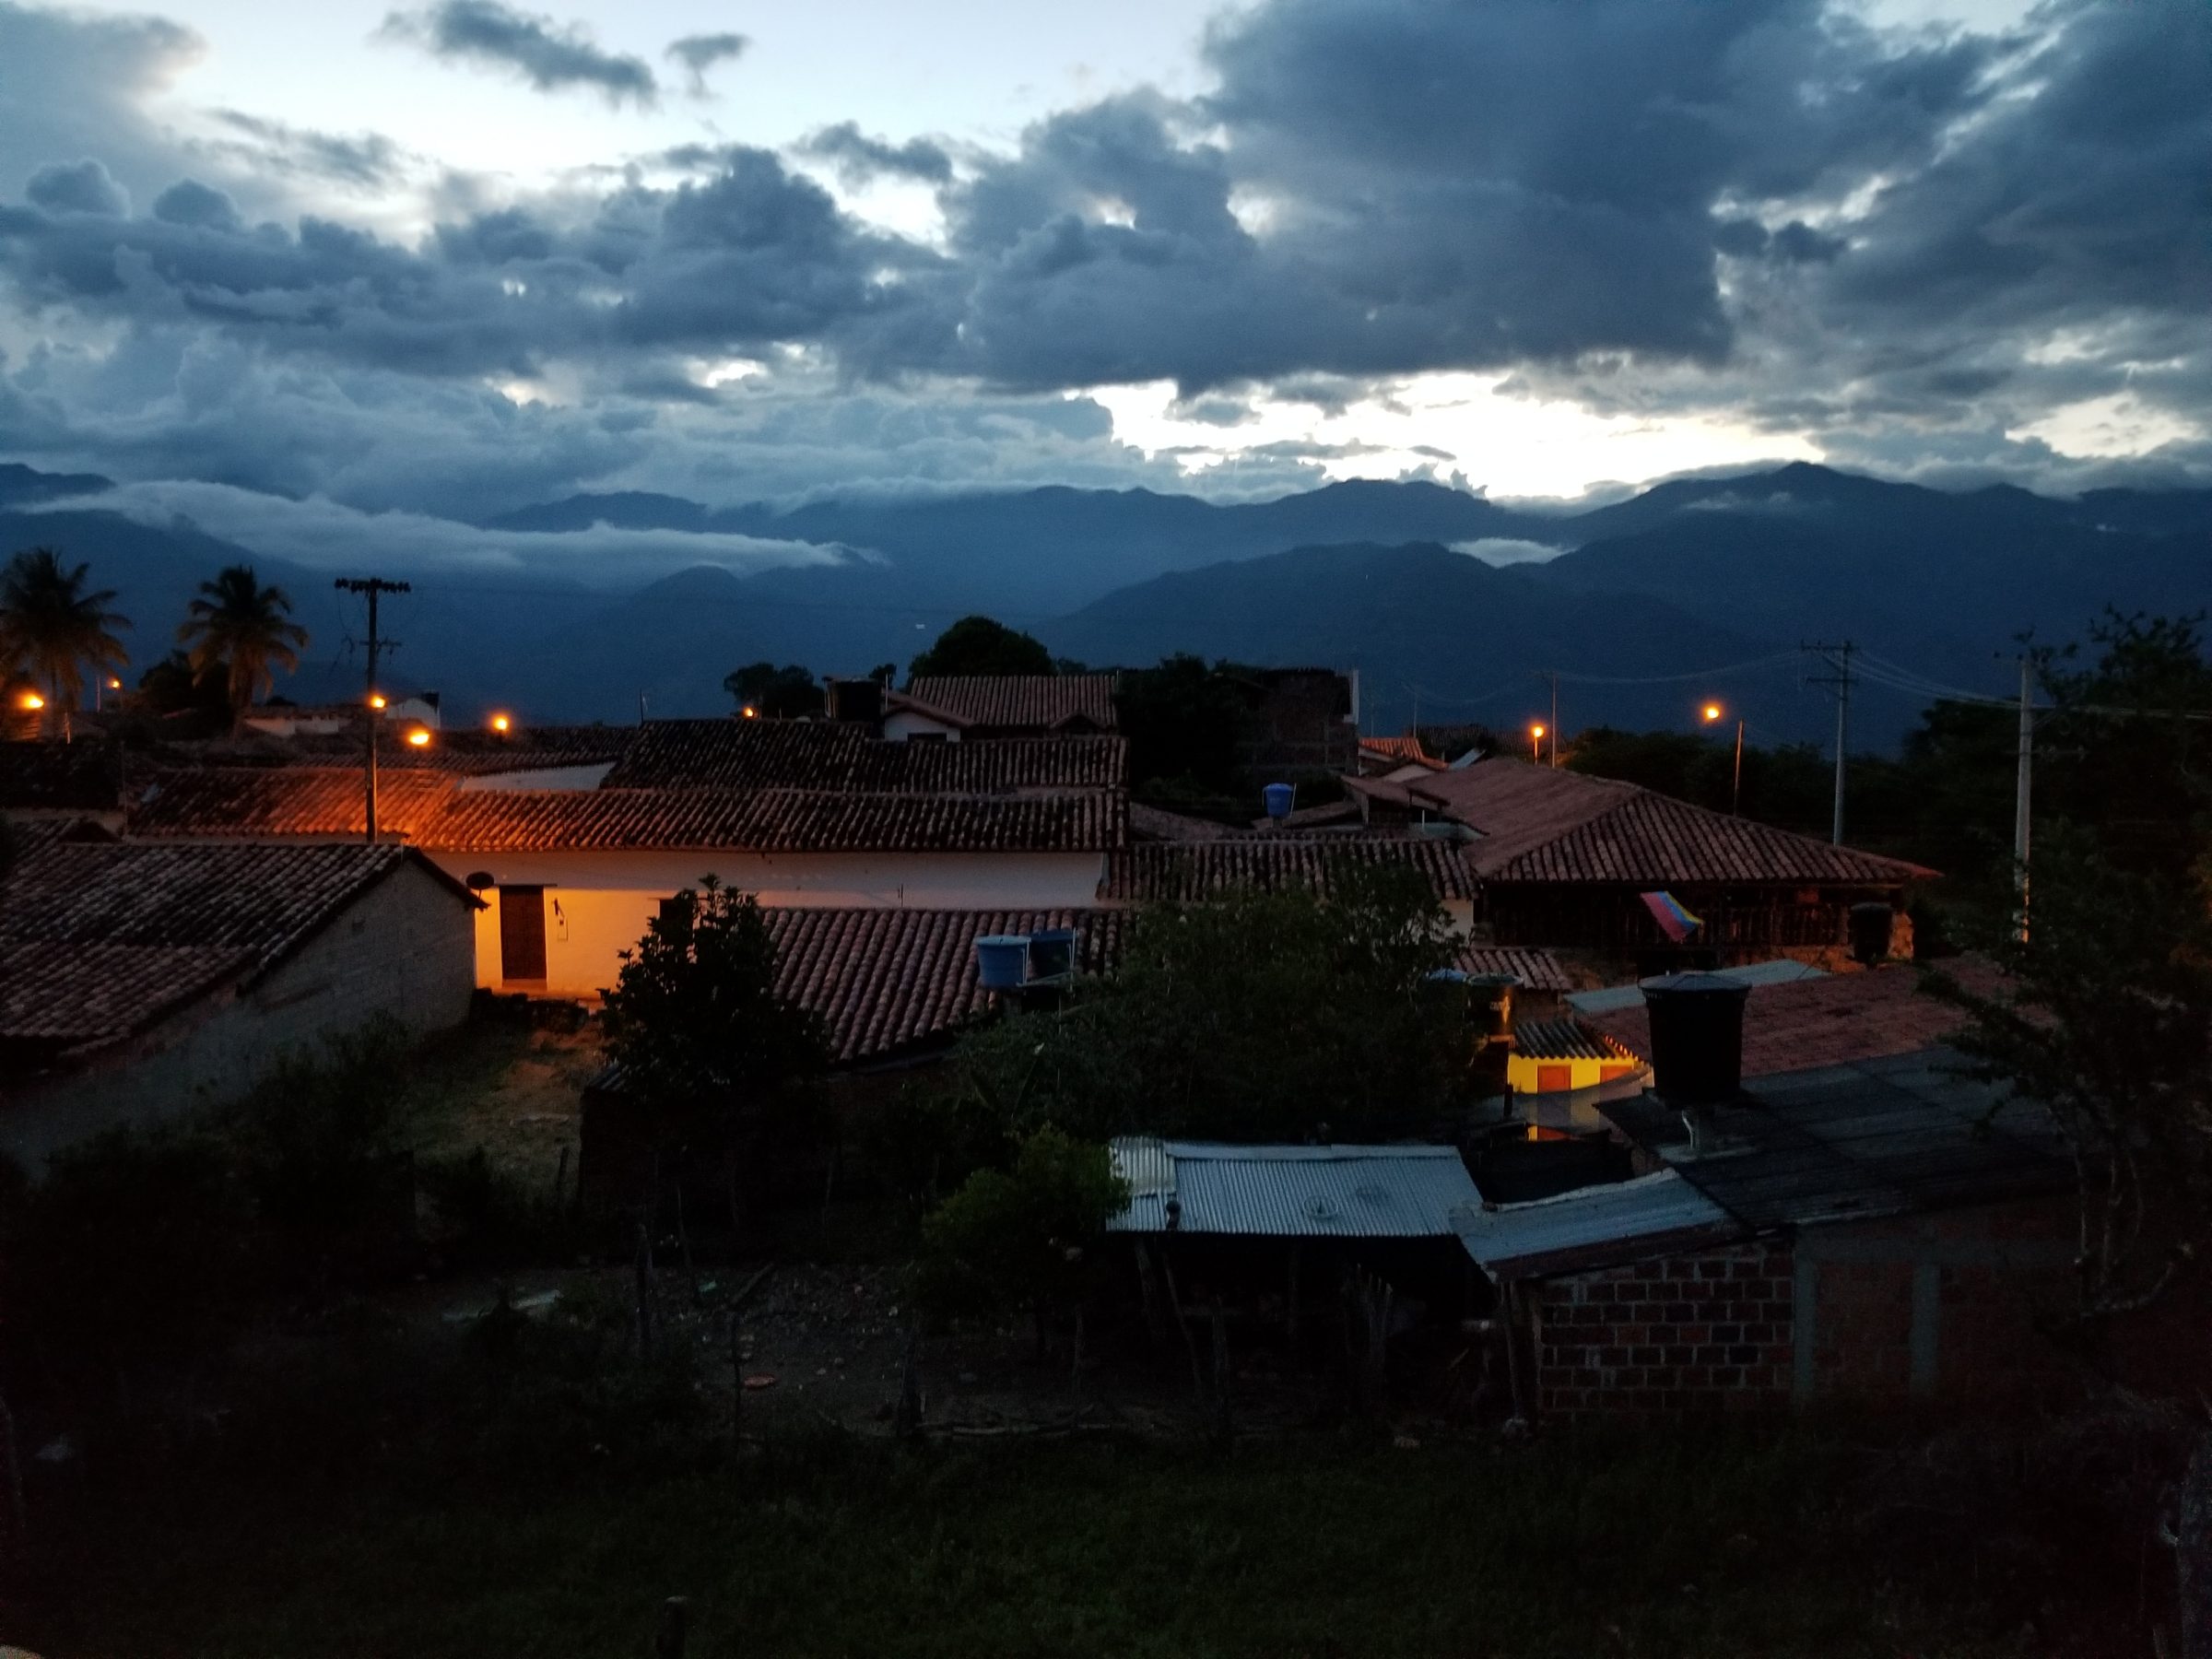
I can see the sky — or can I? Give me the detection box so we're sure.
[2,0,2209,552]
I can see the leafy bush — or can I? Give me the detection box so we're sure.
[418,1147,588,1267]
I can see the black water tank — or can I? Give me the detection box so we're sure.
[1641,972,1750,1105]
[1849,901,1893,966]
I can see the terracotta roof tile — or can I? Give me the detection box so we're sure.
[1103,836,1476,903]
[0,841,473,1053]
[417,787,1124,853]
[899,674,1119,732]
[1583,960,2006,1078]
[129,767,456,840]
[765,907,1123,1065]
[0,741,127,813]
[185,724,636,775]
[1455,946,1575,993]
[1405,759,1933,886]
[601,720,1124,792]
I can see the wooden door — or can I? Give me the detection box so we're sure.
[499,885,547,982]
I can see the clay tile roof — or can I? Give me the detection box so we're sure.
[0,841,473,1054]
[601,720,1124,793]
[416,787,1125,854]
[899,674,1120,732]
[765,907,1124,1065]
[1102,835,1476,903]
[129,767,457,840]
[0,740,127,814]
[1454,945,1575,993]
[1359,735,1441,771]
[1406,759,1933,886]
[1583,960,2005,1078]
[186,724,636,775]
[1513,1018,1638,1063]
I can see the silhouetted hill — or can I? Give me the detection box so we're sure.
[1044,541,1771,738]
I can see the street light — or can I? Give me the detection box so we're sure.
[1529,722,1547,764]
[741,704,759,720]
[368,692,387,711]
[406,727,432,748]
[18,691,43,711]
[1703,701,1745,817]
[489,712,512,734]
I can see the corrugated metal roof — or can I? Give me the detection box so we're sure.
[1455,1171,1740,1279]
[1567,958,1826,1015]
[1600,1045,2071,1230]
[1107,1139,1480,1238]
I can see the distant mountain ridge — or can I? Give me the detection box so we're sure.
[5,459,2210,738]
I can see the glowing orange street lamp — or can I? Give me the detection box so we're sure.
[369,692,387,711]
[1528,722,1547,763]
[19,691,44,712]
[741,704,759,720]
[406,727,432,748]
[1704,700,1745,817]
[489,712,512,734]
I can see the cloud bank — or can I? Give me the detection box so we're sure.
[1,0,2208,519]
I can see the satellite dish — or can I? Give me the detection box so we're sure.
[1304,1195,1339,1222]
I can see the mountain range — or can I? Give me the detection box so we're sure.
[4,459,2209,747]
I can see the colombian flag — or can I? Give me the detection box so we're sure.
[1640,890,1702,943]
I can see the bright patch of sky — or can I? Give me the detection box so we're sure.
[1086,376,1821,501]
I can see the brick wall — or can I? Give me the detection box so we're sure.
[1533,1241,1794,1419]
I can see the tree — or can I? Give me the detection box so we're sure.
[934,863,1466,1150]
[177,564,311,736]
[913,1128,1128,1358]
[136,649,233,721]
[723,661,824,719]
[600,879,829,1207]
[0,547,129,741]
[909,615,1053,678]
[1115,653,1253,814]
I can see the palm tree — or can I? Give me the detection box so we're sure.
[177,565,311,736]
[0,547,130,742]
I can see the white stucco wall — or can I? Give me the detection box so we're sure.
[426,847,1106,998]
[3,862,478,1171]
[880,711,961,743]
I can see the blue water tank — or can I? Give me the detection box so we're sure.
[975,935,1029,990]
[1263,782,1296,819]
[1026,927,1078,982]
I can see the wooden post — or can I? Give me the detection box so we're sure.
[552,1144,570,1212]
[894,1323,923,1440]
[1208,1297,1232,1446]
[1161,1246,1207,1406]
[1501,1280,1532,1424]
[1133,1240,1166,1346]
[654,1595,689,1659]
[633,1219,656,1363]
[2178,1430,2212,1659]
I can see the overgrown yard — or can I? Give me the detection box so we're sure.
[13,1416,2148,1659]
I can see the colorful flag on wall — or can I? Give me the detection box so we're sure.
[1640,890,1703,943]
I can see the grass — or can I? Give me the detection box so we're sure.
[18,1422,2058,1659]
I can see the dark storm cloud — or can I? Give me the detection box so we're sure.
[665,31,748,97]
[927,0,2012,392]
[380,1,659,105]
[5,0,2212,509]
[26,160,128,217]
[796,123,956,186]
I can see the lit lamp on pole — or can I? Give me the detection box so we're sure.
[1528,722,1547,764]
[489,712,512,735]
[405,726,432,749]
[1703,701,1744,817]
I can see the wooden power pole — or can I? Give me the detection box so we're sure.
[335,577,409,843]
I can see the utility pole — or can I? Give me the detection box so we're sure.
[1731,718,1744,818]
[335,577,409,844]
[1547,670,1559,767]
[1804,641,1855,844]
[2015,653,2033,942]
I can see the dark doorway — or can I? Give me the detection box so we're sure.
[499,886,547,982]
